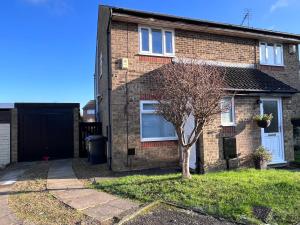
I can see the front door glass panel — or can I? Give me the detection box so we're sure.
[263,100,278,133]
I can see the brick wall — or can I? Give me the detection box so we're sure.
[282,97,294,161]
[198,95,293,172]
[201,97,261,171]
[176,30,257,64]
[106,20,296,171]
[82,110,96,122]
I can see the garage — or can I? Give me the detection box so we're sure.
[16,103,79,162]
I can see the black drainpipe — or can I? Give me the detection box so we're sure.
[107,9,113,170]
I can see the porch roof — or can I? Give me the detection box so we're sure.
[224,67,298,94]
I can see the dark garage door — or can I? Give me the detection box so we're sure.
[17,104,78,162]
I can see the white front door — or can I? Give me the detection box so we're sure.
[184,114,197,169]
[260,98,285,164]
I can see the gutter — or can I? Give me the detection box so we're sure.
[223,88,299,94]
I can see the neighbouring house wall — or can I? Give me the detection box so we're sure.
[257,44,300,157]
[256,45,300,118]
[106,19,297,171]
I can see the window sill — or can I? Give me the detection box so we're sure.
[138,53,175,58]
[141,137,178,142]
[221,124,236,127]
[268,161,287,165]
[141,140,178,148]
[260,63,285,67]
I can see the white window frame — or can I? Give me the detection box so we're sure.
[259,42,284,66]
[298,44,300,62]
[140,100,177,142]
[221,97,235,126]
[138,26,175,57]
[87,109,95,115]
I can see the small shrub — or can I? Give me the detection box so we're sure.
[253,146,272,162]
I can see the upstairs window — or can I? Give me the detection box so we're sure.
[260,42,283,66]
[221,97,235,126]
[139,26,175,56]
[87,109,95,115]
[140,101,177,142]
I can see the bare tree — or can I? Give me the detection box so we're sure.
[152,59,227,179]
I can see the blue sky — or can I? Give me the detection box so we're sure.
[1,0,299,109]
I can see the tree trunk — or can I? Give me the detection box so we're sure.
[182,147,191,179]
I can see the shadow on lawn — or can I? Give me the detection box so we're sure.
[92,175,181,189]
[73,158,180,181]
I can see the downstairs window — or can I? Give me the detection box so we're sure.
[140,101,177,142]
[221,97,235,126]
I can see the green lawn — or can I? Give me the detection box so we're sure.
[92,169,300,225]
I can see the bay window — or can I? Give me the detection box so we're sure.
[221,97,235,126]
[260,42,283,66]
[139,26,175,56]
[140,101,177,141]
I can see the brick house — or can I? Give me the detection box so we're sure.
[95,5,300,172]
[82,100,96,122]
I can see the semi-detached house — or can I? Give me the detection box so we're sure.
[95,5,300,172]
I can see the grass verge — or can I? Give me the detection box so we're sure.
[91,169,300,225]
[9,161,99,225]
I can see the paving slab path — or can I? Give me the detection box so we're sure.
[0,165,30,225]
[47,160,139,223]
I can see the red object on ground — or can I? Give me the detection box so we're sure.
[43,156,49,161]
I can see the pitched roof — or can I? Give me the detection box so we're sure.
[224,67,298,93]
[105,5,300,42]
[83,100,95,110]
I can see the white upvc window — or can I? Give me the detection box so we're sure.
[260,42,284,66]
[140,101,177,142]
[221,97,235,126]
[139,26,175,57]
[87,109,95,115]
